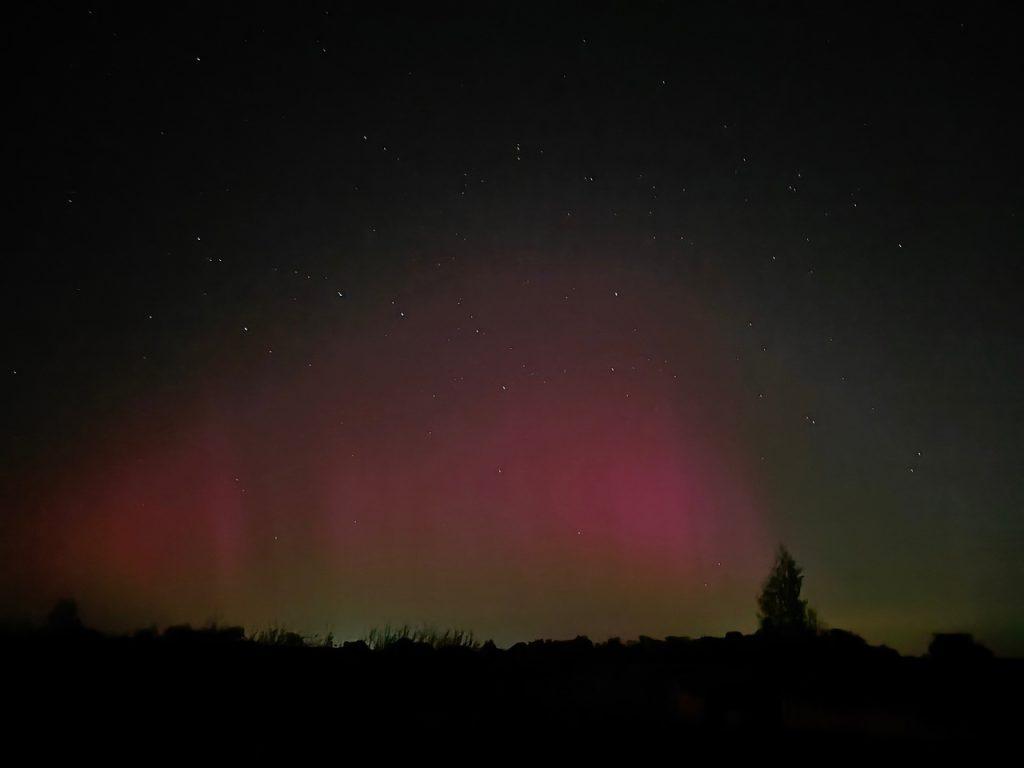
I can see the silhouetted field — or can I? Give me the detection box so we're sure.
[3,609,1019,744]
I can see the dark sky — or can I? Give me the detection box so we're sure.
[3,2,1022,654]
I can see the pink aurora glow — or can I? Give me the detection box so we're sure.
[26,262,772,641]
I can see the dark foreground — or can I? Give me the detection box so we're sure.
[4,623,1020,746]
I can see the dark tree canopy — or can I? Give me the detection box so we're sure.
[45,598,83,633]
[757,546,815,635]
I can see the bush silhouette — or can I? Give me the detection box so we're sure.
[928,633,993,663]
[44,599,83,634]
[253,625,306,646]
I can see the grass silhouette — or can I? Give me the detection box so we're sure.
[363,624,480,650]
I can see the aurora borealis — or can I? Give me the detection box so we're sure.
[12,259,772,643]
[3,3,1023,655]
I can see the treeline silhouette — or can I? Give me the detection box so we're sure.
[2,596,1017,743]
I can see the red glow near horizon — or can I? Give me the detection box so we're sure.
[26,261,773,642]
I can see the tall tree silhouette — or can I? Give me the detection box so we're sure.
[757,545,814,635]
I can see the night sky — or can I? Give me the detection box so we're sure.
[3,3,1022,654]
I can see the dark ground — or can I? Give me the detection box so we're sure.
[4,620,1020,746]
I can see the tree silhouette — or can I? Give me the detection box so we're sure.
[45,598,83,634]
[757,545,815,635]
